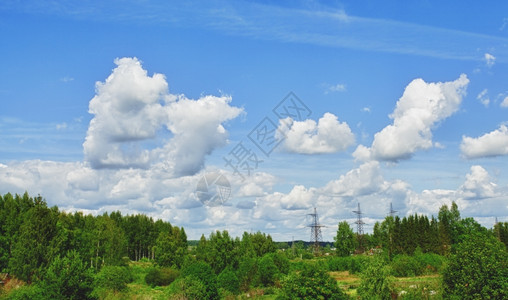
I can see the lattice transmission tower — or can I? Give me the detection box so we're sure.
[308,207,324,254]
[389,202,397,218]
[353,203,365,252]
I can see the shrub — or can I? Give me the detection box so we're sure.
[278,262,347,300]
[145,267,179,287]
[328,256,351,271]
[92,265,133,296]
[181,261,219,300]
[390,255,422,277]
[169,276,207,299]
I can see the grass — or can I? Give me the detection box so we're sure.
[330,270,442,298]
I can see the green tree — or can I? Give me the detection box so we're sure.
[8,197,58,282]
[442,232,508,299]
[236,256,257,292]
[217,266,240,294]
[258,254,278,286]
[40,250,94,300]
[155,226,187,268]
[278,262,347,300]
[357,257,394,299]
[334,221,355,257]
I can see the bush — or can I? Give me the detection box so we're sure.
[414,252,445,274]
[181,261,219,300]
[390,255,422,277]
[169,276,207,299]
[145,267,179,287]
[328,256,351,272]
[278,262,347,300]
[4,284,46,300]
[92,265,133,296]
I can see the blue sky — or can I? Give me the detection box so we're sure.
[1,0,508,241]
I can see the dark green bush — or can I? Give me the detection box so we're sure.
[327,256,351,271]
[93,265,133,293]
[145,267,179,287]
[278,262,348,300]
[181,261,219,300]
[390,255,422,277]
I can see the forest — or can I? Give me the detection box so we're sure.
[0,192,507,299]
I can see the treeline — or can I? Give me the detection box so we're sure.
[335,202,508,258]
[0,192,187,281]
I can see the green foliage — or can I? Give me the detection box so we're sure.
[236,256,257,292]
[442,232,508,299]
[169,276,207,300]
[155,227,187,268]
[390,255,422,277]
[181,261,219,300]
[8,197,58,282]
[39,250,94,300]
[357,256,395,300]
[217,266,240,294]
[258,254,278,286]
[144,267,179,287]
[278,262,347,300]
[92,265,133,296]
[3,284,46,300]
[267,252,290,275]
[335,221,356,257]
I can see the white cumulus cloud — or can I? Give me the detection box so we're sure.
[276,112,355,154]
[458,165,498,199]
[83,57,242,175]
[354,74,469,162]
[461,125,508,158]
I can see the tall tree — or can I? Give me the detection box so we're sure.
[8,196,58,282]
[334,221,355,257]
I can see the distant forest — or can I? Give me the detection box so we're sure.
[0,192,507,299]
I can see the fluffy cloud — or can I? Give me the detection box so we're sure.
[84,58,168,169]
[276,113,355,154]
[458,165,498,199]
[354,74,469,162]
[84,58,242,175]
[323,161,385,197]
[461,125,508,158]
